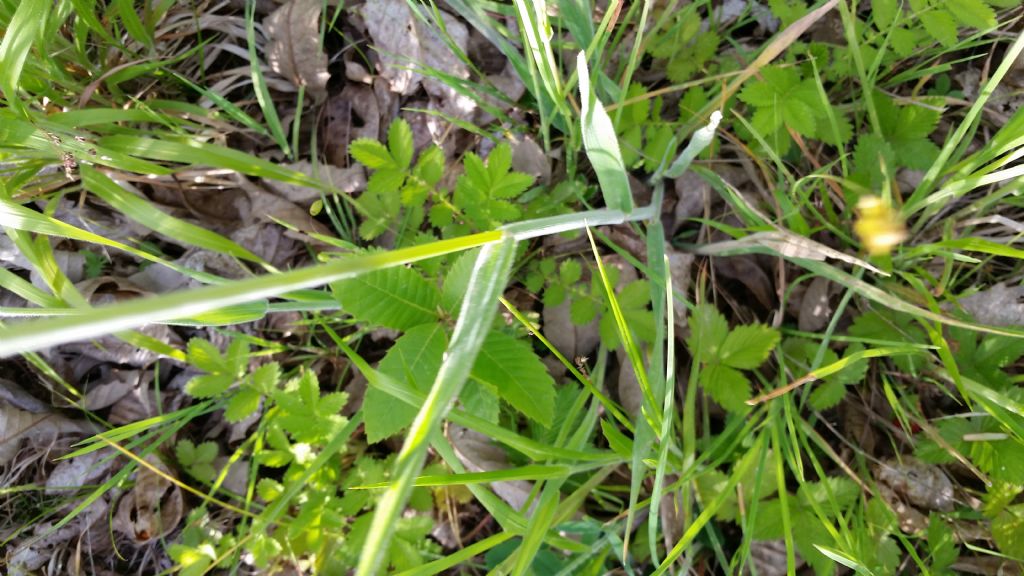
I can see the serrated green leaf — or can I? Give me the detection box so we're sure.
[186,374,233,398]
[559,259,583,285]
[945,0,996,29]
[428,204,453,228]
[461,379,500,423]
[414,146,445,186]
[919,9,958,47]
[333,265,441,330]
[543,282,567,307]
[187,338,224,372]
[569,295,599,325]
[471,330,556,426]
[319,392,349,416]
[486,143,513,179]
[719,324,780,369]
[249,363,281,394]
[809,378,847,410]
[175,439,197,466]
[350,138,395,170]
[194,441,218,463]
[700,363,751,412]
[367,168,406,195]
[687,303,730,361]
[873,0,898,29]
[364,324,448,442]
[388,119,414,170]
[226,387,261,422]
[853,133,897,187]
[491,172,534,199]
[442,249,478,315]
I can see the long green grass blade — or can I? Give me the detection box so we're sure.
[0,231,501,356]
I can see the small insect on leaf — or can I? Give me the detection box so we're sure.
[853,195,906,256]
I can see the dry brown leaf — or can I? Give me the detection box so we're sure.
[798,276,832,332]
[0,377,49,413]
[617,349,644,417]
[745,540,805,575]
[46,449,116,496]
[114,454,184,545]
[361,0,475,119]
[235,176,332,237]
[263,0,330,100]
[84,367,145,411]
[449,424,532,512]
[263,161,366,206]
[958,283,1024,327]
[7,497,111,573]
[0,399,90,465]
[323,84,381,167]
[511,135,550,186]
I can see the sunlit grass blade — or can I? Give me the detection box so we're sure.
[245,0,292,157]
[356,236,517,576]
[0,231,501,357]
[0,0,49,114]
[905,28,1024,214]
[577,51,633,213]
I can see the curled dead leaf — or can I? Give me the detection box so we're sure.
[114,454,184,545]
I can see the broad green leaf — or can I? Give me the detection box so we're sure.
[461,380,500,423]
[576,51,633,213]
[332,265,441,330]
[719,324,780,369]
[364,324,448,442]
[356,236,516,576]
[700,363,751,412]
[472,330,556,427]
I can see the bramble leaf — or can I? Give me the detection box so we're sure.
[364,323,447,442]
[472,329,556,426]
[333,265,441,330]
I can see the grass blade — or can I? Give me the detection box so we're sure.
[0,231,501,357]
